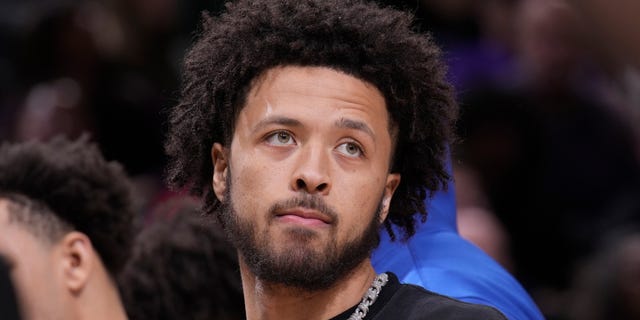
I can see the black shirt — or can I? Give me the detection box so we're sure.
[331,273,507,320]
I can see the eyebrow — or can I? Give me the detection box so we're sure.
[335,118,376,142]
[252,116,303,135]
[251,115,376,141]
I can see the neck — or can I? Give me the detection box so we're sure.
[75,271,128,320]
[240,257,377,320]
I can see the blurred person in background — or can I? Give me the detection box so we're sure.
[0,0,225,219]
[567,0,640,157]
[0,136,137,320]
[10,4,102,142]
[376,1,640,318]
[118,197,244,320]
[454,1,640,318]
[369,1,543,319]
[454,164,513,272]
[569,231,640,320]
[372,163,542,320]
[566,0,640,69]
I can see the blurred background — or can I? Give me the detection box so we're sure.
[1,0,639,319]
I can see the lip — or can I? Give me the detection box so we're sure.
[275,207,333,226]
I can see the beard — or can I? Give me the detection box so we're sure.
[219,177,384,292]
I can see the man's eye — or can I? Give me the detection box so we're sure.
[266,131,296,145]
[336,142,363,157]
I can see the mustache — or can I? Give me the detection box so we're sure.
[268,194,339,223]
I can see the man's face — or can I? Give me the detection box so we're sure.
[212,66,400,290]
[0,200,68,320]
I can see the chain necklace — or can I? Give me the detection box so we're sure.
[347,273,389,320]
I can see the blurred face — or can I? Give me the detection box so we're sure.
[0,200,69,320]
[517,0,582,84]
[214,66,400,290]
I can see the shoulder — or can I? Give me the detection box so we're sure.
[377,284,508,320]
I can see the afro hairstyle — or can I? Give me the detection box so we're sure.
[165,0,458,240]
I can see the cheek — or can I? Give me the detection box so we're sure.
[337,176,384,218]
[229,158,288,213]
[12,261,59,318]
[232,160,271,196]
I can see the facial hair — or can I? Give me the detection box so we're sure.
[219,176,384,292]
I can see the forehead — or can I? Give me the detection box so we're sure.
[239,66,390,129]
[250,66,385,103]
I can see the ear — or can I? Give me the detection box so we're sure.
[379,173,401,222]
[211,143,229,202]
[58,231,94,294]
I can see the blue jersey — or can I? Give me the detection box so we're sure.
[372,163,544,320]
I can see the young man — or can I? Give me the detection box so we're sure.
[0,137,136,320]
[166,0,507,319]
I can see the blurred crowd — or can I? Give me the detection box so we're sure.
[1,0,639,319]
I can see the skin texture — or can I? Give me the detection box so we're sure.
[0,200,68,320]
[212,66,401,320]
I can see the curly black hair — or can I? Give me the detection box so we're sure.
[0,136,136,276]
[165,0,457,240]
[118,204,244,320]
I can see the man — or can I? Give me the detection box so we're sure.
[0,137,135,320]
[166,0,506,319]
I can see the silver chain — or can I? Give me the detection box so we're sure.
[347,273,389,320]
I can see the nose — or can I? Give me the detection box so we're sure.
[290,144,331,195]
